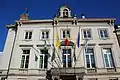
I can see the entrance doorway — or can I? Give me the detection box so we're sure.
[60,75,76,80]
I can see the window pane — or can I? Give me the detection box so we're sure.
[29,32,32,39]
[104,30,108,37]
[67,30,70,38]
[100,30,104,38]
[42,32,44,38]
[23,50,30,54]
[86,48,93,53]
[25,55,29,68]
[68,49,71,54]
[44,55,48,68]
[91,55,95,68]
[68,62,72,67]
[63,54,66,67]
[87,30,91,38]
[40,55,43,68]
[20,55,25,68]
[63,31,65,38]
[104,54,109,67]
[63,9,68,17]
[86,55,90,68]
[83,31,87,38]
[46,31,49,38]
[25,32,28,39]
[109,54,114,67]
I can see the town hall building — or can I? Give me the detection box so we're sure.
[0,5,120,80]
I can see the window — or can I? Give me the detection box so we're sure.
[102,48,114,68]
[63,9,68,17]
[24,31,32,40]
[39,48,49,69]
[62,29,70,39]
[62,49,72,68]
[41,31,49,39]
[85,48,95,68]
[20,50,30,68]
[83,29,91,39]
[99,29,108,39]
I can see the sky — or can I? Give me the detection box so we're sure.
[0,0,120,51]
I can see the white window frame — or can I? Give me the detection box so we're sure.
[63,9,69,17]
[82,29,92,39]
[61,47,72,68]
[38,48,49,69]
[24,31,32,40]
[61,29,70,39]
[102,48,114,68]
[20,49,30,68]
[41,30,49,40]
[99,29,109,39]
[85,47,96,69]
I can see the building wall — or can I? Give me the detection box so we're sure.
[53,21,120,69]
[9,23,54,69]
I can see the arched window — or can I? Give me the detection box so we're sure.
[63,9,68,17]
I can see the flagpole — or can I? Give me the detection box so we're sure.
[32,46,59,68]
[52,22,54,68]
[55,26,63,65]
[74,39,88,67]
[46,39,61,67]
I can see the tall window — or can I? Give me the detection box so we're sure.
[62,49,72,68]
[20,50,30,68]
[62,29,70,39]
[99,29,108,39]
[63,9,68,17]
[83,29,91,39]
[41,31,49,39]
[39,48,48,69]
[24,31,32,40]
[102,48,114,68]
[85,48,95,68]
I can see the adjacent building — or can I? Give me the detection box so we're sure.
[0,5,120,80]
[114,25,120,47]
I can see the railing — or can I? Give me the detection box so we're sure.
[51,67,85,75]
[87,68,97,73]
[107,68,116,72]
[7,68,47,76]
[0,67,118,76]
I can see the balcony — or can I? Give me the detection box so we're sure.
[107,68,116,72]
[51,67,85,75]
[8,68,46,76]
[87,68,97,73]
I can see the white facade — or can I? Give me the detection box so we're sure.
[0,5,120,80]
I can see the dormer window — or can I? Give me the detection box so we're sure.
[63,9,69,17]
[59,5,71,18]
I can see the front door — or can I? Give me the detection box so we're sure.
[60,75,76,80]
